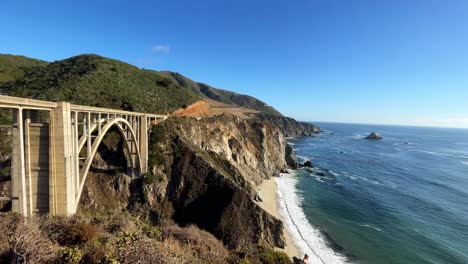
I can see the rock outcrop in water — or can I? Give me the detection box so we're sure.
[365,132,383,140]
[302,160,313,168]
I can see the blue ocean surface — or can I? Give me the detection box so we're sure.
[279,123,468,264]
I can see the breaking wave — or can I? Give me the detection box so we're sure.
[276,172,349,264]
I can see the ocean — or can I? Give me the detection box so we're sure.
[277,122,468,264]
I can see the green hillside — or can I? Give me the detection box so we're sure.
[0,54,199,114]
[161,71,283,116]
[0,54,48,83]
[0,54,283,116]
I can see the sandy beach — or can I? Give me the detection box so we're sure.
[257,178,300,258]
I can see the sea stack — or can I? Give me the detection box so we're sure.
[365,132,383,140]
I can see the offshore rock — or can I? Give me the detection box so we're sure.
[365,132,383,140]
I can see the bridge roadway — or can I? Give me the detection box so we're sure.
[0,95,167,216]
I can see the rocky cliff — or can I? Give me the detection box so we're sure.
[73,113,301,250]
[258,114,320,137]
[138,113,307,250]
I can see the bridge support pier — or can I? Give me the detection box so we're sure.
[11,108,27,215]
[49,102,76,216]
[139,116,148,175]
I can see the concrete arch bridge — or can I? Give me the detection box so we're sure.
[0,96,167,216]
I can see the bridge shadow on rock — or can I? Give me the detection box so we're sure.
[78,127,143,213]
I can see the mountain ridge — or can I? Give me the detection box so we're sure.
[0,53,283,117]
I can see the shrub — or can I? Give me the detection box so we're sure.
[55,247,83,264]
[10,217,59,263]
[80,241,111,264]
[114,231,138,249]
[99,253,120,264]
[137,221,162,241]
[144,173,157,184]
[58,223,99,246]
[227,255,251,264]
[163,224,229,262]
[144,172,165,185]
[261,248,291,264]
[116,238,196,264]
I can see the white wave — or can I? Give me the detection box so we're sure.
[289,142,297,146]
[462,161,468,166]
[329,170,339,176]
[314,177,325,183]
[417,150,439,156]
[342,172,357,180]
[359,223,383,232]
[359,177,381,185]
[296,155,310,162]
[415,150,459,159]
[276,173,348,264]
[350,134,363,139]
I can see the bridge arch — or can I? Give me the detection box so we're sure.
[74,117,142,209]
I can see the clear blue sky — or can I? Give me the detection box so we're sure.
[1,0,468,128]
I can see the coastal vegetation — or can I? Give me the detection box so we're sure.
[0,53,319,263]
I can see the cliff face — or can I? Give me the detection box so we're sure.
[258,114,320,137]
[141,114,299,249]
[165,138,285,249]
[164,114,291,185]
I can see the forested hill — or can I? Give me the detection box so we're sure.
[0,53,282,116]
[0,54,48,83]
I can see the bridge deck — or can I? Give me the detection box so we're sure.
[0,95,167,118]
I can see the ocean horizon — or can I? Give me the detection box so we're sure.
[304,121,468,131]
[279,122,468,264]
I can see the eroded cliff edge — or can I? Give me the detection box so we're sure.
[138,114,319,250]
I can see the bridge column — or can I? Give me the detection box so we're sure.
[49,102,76,216]
[11,108,28,216]
[139,116,148,174]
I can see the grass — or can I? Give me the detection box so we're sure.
[0,54,48,83]
[0,54,199,114]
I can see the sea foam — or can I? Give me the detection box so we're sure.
[276,172,348,264]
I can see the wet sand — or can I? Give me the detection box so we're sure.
[257,178,300,258]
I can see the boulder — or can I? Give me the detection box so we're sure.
[315,172,326,177]
[365,132,383,140]
[303,160,313,168]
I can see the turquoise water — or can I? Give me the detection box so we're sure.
[282,123,468,264]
